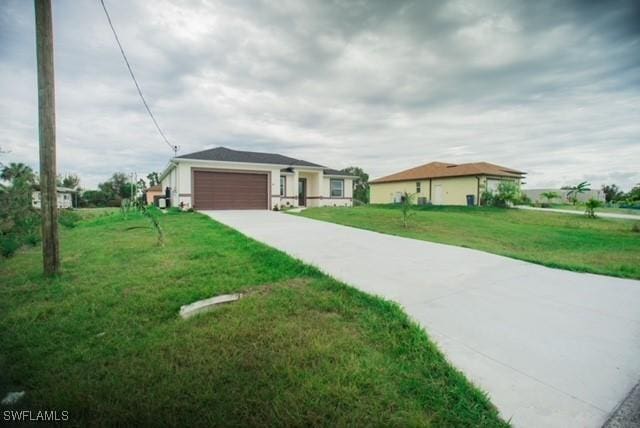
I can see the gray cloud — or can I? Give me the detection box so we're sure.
[1,0,639,189]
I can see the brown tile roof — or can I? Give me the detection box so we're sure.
[370,161,525,184]
[147,185,162,192]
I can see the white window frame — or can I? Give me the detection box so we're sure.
[330,179,344,198]
[280,175,286,196]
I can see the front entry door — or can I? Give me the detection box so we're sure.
[298,178,307,206]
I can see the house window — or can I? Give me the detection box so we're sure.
[416,182,421,193]
[330,179,344,197]
[280,176,286,196]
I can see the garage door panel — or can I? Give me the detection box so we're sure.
[194,171,268,210]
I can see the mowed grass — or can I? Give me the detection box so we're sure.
[0,211,507,427]
[74,207,120,219]
[297,205,640,279]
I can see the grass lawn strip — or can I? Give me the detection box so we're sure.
[0,210,507,427]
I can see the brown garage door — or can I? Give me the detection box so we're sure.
[193,170,269,210]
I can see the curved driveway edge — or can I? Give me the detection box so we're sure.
[515,205,640,220]
[203,210,640,428]
[604,382,640,427]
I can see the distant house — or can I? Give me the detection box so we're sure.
[370,161,525,206]
[32,186,75,209]
[145,184,164,205]
[523,188,605,204]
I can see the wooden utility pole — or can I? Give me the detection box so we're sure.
[35,0,60,276]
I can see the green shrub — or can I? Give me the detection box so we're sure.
[400,192,415,228]
[143,205,165,246]
[80,190,111,208]
[58,209,82,228]
[24,232,40,246]
[0,234,20,257]
[0,176,40,256]
[584,198,603,218]
[632,223,640,233]
[480,190,495,206]
[517,193,532,206]
[620,201,640,210]
[496,181,521,205]
[541,191,560,204]
[482,182,521,208]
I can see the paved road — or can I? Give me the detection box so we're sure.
[203,210,640,428]
[516,205,640,220]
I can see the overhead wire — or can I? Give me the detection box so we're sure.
[99,0,178,155]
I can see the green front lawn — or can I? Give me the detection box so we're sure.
[297,205,640,279]
[0,211,506,427]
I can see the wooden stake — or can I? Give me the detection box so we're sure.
[35,0,60,276]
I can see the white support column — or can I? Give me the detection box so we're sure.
[315,170,324,207]
[292,169,299,207]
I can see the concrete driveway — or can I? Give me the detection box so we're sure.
[203,210,640,427]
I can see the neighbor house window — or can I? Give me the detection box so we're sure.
[330,179,344,197]
[280,176,286,196]
[416,182,421,193]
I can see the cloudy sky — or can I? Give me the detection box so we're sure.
[1,0,639,189]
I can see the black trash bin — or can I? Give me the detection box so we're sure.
[164,187,171,208]
[466,194,475,206]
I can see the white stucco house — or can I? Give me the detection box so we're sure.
[32,186,75,209]
[159,147,356,210]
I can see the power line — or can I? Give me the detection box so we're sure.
[99,0,178,155]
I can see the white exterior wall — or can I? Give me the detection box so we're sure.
[319,177,353,207]
[32,191,73,209]
[298,170,323,207]
[277,173,298,209]
[160,159,354,210]
[160,166,178,207]
[161,160,281,209]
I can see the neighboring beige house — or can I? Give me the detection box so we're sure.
[32,186,75,209]
[159,146,356,210]
[370,161,525,206]
[145,184,164,205]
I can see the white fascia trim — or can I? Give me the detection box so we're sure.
[159,161,177,182]
[324,174,358,179]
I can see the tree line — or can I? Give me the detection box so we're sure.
[0,161,161,256]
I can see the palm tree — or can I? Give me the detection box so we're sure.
[1,162,35,183]
[540,191,560,205]
[566,181,590,205]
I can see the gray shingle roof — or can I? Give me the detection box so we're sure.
[177,146,325,168]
